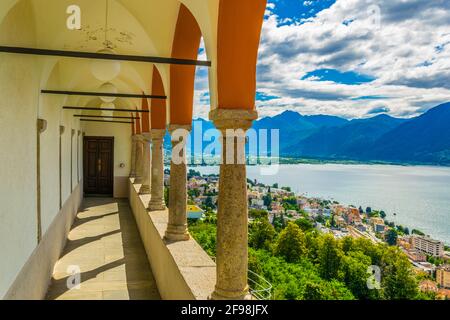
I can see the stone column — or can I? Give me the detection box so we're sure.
[134,134,144,184]
[130,135,137,178]
[209,108,257,300]
[164,124,191,241]
[139,133,152,194]
[149,129,167,211]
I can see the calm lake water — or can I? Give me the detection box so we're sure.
[195,164,450,245]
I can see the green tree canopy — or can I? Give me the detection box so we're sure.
[249,209,268,219]
[249,218,276,251]
[386,229,398,246]
[295,218,314,232]
[274,222,307,263]
[381,247,418,299]
[341,251,379,299]
[318,234,343,280]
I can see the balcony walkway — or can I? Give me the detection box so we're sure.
[46,198,160,300]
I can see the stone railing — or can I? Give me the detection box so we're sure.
[128,179,216,300]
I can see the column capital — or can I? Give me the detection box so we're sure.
[168,124,192,134]
[151,129,166,140]
[135,134,144,141]
[59,125,65,135]
[142,132,152,141]
[209,109,258,130]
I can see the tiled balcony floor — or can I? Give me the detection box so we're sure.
[46,198,160,300]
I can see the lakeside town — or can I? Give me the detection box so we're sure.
[169,169,450,300]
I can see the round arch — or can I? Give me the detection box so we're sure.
[169,3,202,125]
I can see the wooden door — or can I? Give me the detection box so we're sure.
[83,137,114,196]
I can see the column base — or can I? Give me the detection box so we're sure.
[209,286,252,300]
[164,224,190,241]
[148,201,166,211]
[139,185,151,195]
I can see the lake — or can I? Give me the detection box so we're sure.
[195,164,450,245]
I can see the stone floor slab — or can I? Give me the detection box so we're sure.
[46,198,160,300]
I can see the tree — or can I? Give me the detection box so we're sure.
[272,183,279,188]
[341,236,354,254]
[303,280,354,300]
[341,251,378,299]
[274,222,307,263]
[249,209,268,219]
[330,215,337,228]
[188,169,201,179]
[366,207,372,214]
[381,247,419,299]
[352,238,383,266]
[164,187,169,206]
[262,193,272,207]
[412,229,425,236]
[204,196,214,209]
[315,214,326,224]
[188,188,200,199]
[295,218,314,232]
[380,210,386,219]
[318,234,343,280]
[272,214,286,232]
[386,229,398,246]
[188,222,217,257]
[358,206,364,214]
[249,219,277,251]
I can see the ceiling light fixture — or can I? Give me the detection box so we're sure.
[99,82,118,103]
[90,0,121,82]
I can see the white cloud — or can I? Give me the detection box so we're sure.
[193,0,450,120]
[258,0,450,118]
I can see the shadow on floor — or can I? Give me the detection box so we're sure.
[46,198,160,300]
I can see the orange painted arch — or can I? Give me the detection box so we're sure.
[217,0,267,110]
[169,4,202,125]
[151,67,167,130]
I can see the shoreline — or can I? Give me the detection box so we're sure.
[192,164,450,246]
[175,157,450,168]
[191,168,449,247]
[278,158,450,168]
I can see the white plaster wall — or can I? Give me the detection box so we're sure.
[0,1,82,298]
[0,0,222,299]
[39,65,63,234]
[0,1,40,298]
[60,110,71,206]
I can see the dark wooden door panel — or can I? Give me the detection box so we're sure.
[83,137,114,195]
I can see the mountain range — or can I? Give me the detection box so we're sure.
[164,102,450,166]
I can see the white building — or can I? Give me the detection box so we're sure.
[412,235,445,257]
[250,198,265,209]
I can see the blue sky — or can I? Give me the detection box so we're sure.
[301,69,375,85]
[267,0,336,25]
[193,0,450,120]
